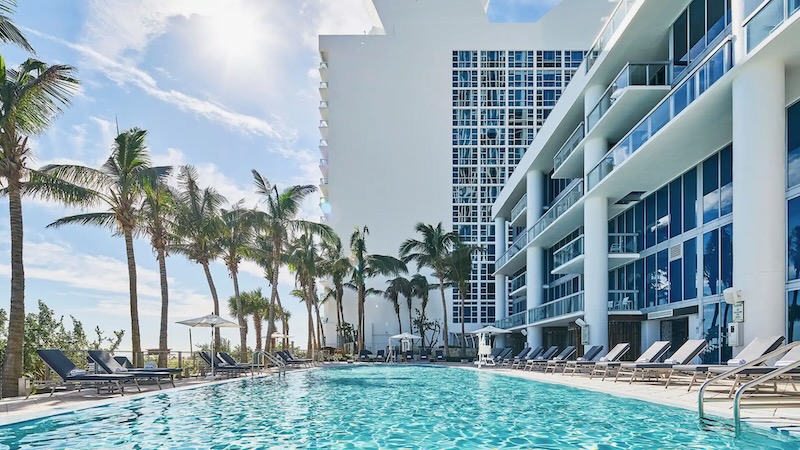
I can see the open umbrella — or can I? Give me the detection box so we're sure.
[387,333,422,362]
[471,326,510,368]
[177,314,240,378]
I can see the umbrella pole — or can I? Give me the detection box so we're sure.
[189,329,194,375]
[211,326,215,379]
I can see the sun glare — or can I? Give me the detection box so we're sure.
[204,6,265,64]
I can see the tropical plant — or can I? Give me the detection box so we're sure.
[410,274,433,348]
[228,288,271,355]
[286,234,323,355]
[139,179,175,367]
[219,201,255,362]
[399,223,458,356]
[170,166,225,349]
[0,53,80,397]
[384,276,412,334]
[347,226,407,351]
[0,1,33,52]
[443,240,483,358]
[251,169,331,351]
[319,236,350,350]
[44,129,170,368]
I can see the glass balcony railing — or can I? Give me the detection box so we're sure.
[319,61,328,70]
[586,0,639,72]
[553,235,584,267]
[511,194,527,222]
[319,101,328,108]
[495,311,527,329]
[510,272,526,292]
[608,233,638,253]
[529,292,584,324]
[586,63,670,132]
[319,120,328,128]
[320,158,329,165]
[745,0,800,52]
[608,291,641,311]
[553,122,585,173]
[320,139,328,147]
[528,180,584,242]
[320,178,329,185]
[587,40,733,191]
[319,82,328,89]
[495,229,529,269]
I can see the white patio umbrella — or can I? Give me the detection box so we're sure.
[177,314,240,378]
[388,333,422,362]
[471,326,510,368]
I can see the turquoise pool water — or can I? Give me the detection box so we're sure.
[1,365,799,449]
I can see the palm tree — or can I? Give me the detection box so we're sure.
[410,274,432,348]
[251,169,331,351]
[444,240,483,358]
[139,179,175,368]
[0,53,80,397]
[348,226,407,351]
[384,276,412,334]
[44,129,171,367]
[219,201,255,362]
[171,166,226,349]
[286,234,322,355]
[0,1,33,53]
[279,307,291,348]
[319,236,350,350]
[228,288,270,353]
[399,223,458,357]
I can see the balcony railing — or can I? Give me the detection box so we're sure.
[745,0,800,52]
[586,62,670,132]
[320,158,329,165]
[320,178,329,185]
[608,233,638,253]
[319,82,328,89]
[319,61,328,70]
[511,194,527,223]
[510,272,526,293]
[320,139,328,147]
[585,0,639,72]
[319,101,328,108]
[319,120,328,128]
[608,291,641,311]
[553,235,584,267]
[496,311,527,329]
[553,122,585,173]
[528,180,584,242]
[529,292,584,324]
[495,229,529,269]
[586,40,733,191]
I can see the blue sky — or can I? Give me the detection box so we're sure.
[0,0,558,353]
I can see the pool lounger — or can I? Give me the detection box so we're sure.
[404,350,414,362]
[492,348,513,365]
[374,349,386,362]
[545,345,602,374]
[704,344,800,396]
[114,356,183,375]
[199,352,252,376]
[278,351,312,366]
[419,349,430,362]
[88,350,176,389]
[358,350,374,362]
[666,335,785,391]
[523,346,559,371]
[35,349,136,397]
[590,341,671,381]
[613,340,707,384]
[563,343,630,376]
[434,350,444,362]
[218,352,263,370]
[541,346,578,373]
[500,347,530,368]
[511,347,543,369]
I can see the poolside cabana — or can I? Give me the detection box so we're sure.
[472,326,510,368]
[388,332,422,362]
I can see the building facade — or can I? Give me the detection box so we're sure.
[318,0,613,351]
[492,0,800,362]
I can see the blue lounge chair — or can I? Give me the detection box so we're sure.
[88,350,175,389]
[36,349,135,397]
[419,349,430,362]
[358,349,373,361]
[511,347,543,369]
[544,345,600,374]
[374,349,386,362]
[113,356,182,375]
[199,352,251,376]
[591,341,671,380]
[563,343,629,376]
[540,346,577,373]
[615,340,707,384]
[218,352,263,370]
[501,347,530,368]
[523,346,559,371]
[434,349,445,362]
[404,350,414,362]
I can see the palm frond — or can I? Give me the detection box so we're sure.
[46,212,117,230]
[23,168,99,206]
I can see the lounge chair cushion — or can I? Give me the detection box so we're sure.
[114,367,128,373]
[69,369,86,377]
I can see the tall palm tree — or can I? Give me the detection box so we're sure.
[319,236,350,350]
[227,288,272,354]
[171,166,226,349]
[44,129,171,367]
[280,307,291,349]
[399,223,458,357]
[245,232,292,350]
[0,1,33,53]
[385,276,412,334]
[139,179,175,368]
[0,54,79,397]
[444,240,483,358]
[286,234,322,355]
[251,169,331,351]
[219,201,255,362]
[348,226,407,351]
[410,274,432,348]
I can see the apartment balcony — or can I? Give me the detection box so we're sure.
[586,40,734,196]
[528,292,585,326]
[494,230,528,275]
[319,158,329,177]
[551,122,585,180]
[608,290,642,313]
[509,272,526,296]
[496,311,527,330]
[319,120,329,139]
[319,139,329,159]
[319,81,328,100]
[585,0,638,72]
[550,233,639,275]
[745,0,800,53]
[320,177,329,195]
[510,194,527,227]
[319,100,328,120]
[528,180,585,248]
[319,61,328,79]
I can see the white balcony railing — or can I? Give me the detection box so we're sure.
[528,180,584,242]
[585,0,639,72]
[553,122,585,173]
[510,194,527,223]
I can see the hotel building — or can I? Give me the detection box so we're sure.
[317,0,613,351]
[491,0,800,362]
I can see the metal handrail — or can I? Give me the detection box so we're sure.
[553,121,585,172]
[698,341,800,422]
[511,194,528,222]
[733,351,800,435]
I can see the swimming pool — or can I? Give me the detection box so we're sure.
[1,365,798,449]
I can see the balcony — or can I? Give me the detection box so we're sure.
[585,63,671,144]
[745,0,800,52]
[319,61,328,78]
[494,230,528,274]
[319,139,329,159]
[320,177,329,195]
[319,100,328,120]
[551,235,584,275]
[319,158,329,177]
[585,0,638,72]
[510,194,527,227]
[319,81,328,100]
[587,40,734,192]
[319,120,329,138]
[608,290,642,312]
[528,292,585,325]
[552,122,585,179]
[528,180,584,247]
[550,233,639,275]
[608,233,639,270]
[509,272,526,296]
[496,311,527,330]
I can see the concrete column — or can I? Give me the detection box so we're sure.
[526,170,545,346]
[494,217,508,347]
[732,60,786,349]
[730,0,746,60]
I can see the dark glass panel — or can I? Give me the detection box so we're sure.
[703,154,719,223]
[646,254,656,307]
[656,187,669,244]
[670,179,682,238]
[657,249,669,305]
[721,223,733,290]
[645,195,656,248]
[703,229,720,296]
[684,237,697,299]
[788,196,800,281]
[707,0,726,42]
[684,168,697,231]
[689,0,707,59]
[670,258,682,303]
[788,102,800,188]
[720,145,733,216]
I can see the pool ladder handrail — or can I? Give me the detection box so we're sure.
[252,350,287,377]
[697,341,800,436]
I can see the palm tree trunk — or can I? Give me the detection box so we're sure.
[438,279,449,358]
[231,267,248,363]
[336,285,345,350]
[358,284,365,351]
[267,239,281,352]
[407,298,413,339]
[156,246,170,368]
[123,228,142,367]
[306,295,314,356]
[201,261,221,349]
[2,181,24,398]
[253,312,263,353]
[315,303,325,348]
[460,282,467,359]
[395,304,402,334]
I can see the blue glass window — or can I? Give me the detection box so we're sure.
[703,229,720,295]
[720,223,733,290]
[684,237,697,299]
[645,195,656,248]
[657,249,669,305]
[788,196,800,280]
[703,153,719,223]
[788,102,800,188]
[670,179,682,238]
[720,145,732,216]
[646,254,656,307]
[702,302,733,364]
[789,290,800,343]
[656,187,669,244]
[670,256,683,303]
[683,168,697,231]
